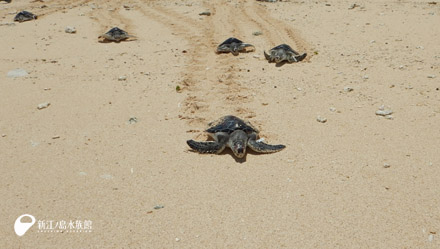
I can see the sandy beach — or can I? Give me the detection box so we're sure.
[1,0,439,248]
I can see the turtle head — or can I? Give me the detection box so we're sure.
[231,44,240,55]
[273,51,283,63]
[228,130,248,158]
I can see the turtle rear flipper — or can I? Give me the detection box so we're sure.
[248,139,285,153]
[239,43,255,53]
[187,140,226,154]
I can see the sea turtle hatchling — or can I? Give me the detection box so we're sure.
[217,37,255,55]
[14,11,37,22]
[98,27,135,42]
[264,44,307,63]
[187,115,285,158]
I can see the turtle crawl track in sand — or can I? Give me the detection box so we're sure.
[187,115,285,158]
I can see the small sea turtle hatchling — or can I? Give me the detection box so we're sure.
[264,44,307,63]
[217,37,255,55]
[14,11,37,22]
[187,115,285,158]
[98,27,135,42]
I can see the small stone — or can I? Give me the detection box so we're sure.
[128,117,138,124]
[383,163,391,168]
[428,234,433,242]
[7,68,28,77]
[376,109,393,116]
[427,75,436,78]
[385,115,393,120]
[363,75,369,79]
[317,116,327,123]
[370,40,376,43]
[1,134,6,137]
[199,11,211,16]
[65,26,76,33]
[154,205,164,210]
[344,87,354,92]
[175,238,181,242]
[252,31,263,36]
[349,3,360,9]
[253,55,260,58]
[100,174,113,180]
[329,107,336,112]
[79,172,87,176]
[37,102,50,110]
[118,76,127,81]
[52,135,60,139]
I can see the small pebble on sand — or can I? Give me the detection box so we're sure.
[65,26,76,33]
[37,102,50,110]
[199,11,211,16]
[317,116,327,123]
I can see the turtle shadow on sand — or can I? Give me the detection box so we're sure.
[187,145,262,163]
[274,61,288,67]
[216,49,255,56]
[98,38,135,43]
[219,148,265,163]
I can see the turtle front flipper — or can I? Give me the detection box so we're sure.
[217,45,231,53]
[288,52,307,63]
[248,133,285,154]
[264,51,271,61]
[187,140,226,154]
[248,139,285,153]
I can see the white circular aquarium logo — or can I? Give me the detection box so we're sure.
[14,214,36,236]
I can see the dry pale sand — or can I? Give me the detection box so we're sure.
[1,0,439,248]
